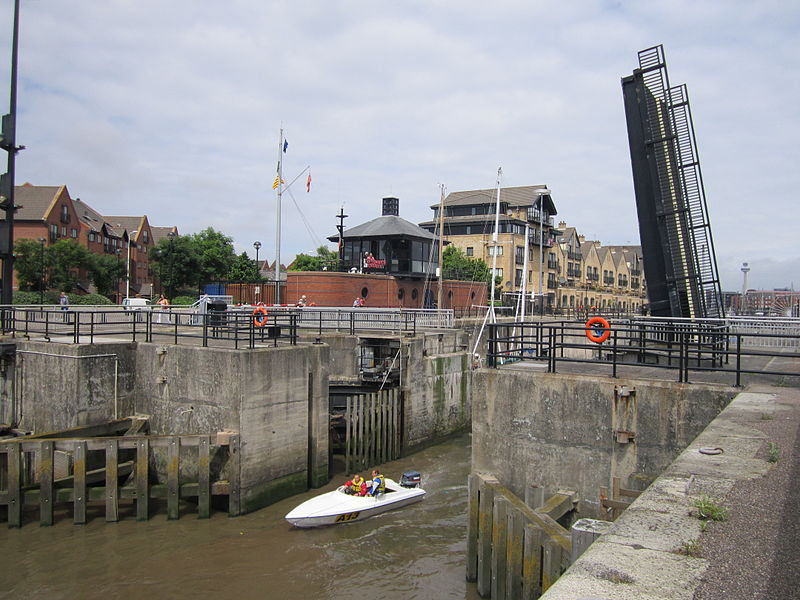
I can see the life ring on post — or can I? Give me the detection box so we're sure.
[252,305,268,327]
[585,316,611,344]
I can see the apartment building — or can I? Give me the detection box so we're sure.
[11,184,172,299]
[418,185,559,301]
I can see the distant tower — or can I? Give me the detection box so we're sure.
[741,262,750,313]
[741,262,750,295]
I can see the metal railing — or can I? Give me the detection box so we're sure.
[486,316,800,386]
[0,305,455,346]
[0,305,298,349]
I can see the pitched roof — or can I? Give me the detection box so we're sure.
[106,216,146,239]
[434,185,557,215]
[328,215,437,241]
[12,184,65,220]
[150,226,179,245]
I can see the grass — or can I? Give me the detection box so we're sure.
[760,412,774,420]
[692,495,729,522]
[767,442,780,463]
[674,538,703,558]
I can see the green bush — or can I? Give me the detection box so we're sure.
[13,290,112,305]
[171,295,197,306]
[69,293,113,305]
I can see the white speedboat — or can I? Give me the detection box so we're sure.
[285,471,425,528]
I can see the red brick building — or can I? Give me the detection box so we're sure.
[283,271,486,309]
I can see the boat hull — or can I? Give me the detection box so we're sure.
[285,479,425,528]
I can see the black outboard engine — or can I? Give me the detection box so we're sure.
[399,470,421,488]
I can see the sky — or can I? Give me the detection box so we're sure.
[0,1,797,292]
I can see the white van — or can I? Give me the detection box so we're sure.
[123,297,152,311]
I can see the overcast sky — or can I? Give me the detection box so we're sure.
[1,1,797,291]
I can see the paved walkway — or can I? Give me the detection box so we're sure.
[541,383,800,599]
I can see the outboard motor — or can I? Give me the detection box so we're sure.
[399,470,421,488]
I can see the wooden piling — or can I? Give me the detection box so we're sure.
[492,496,509,600]
[39,441,54,526]
[198,436,210,518]
[477,474,497,597]
[167,436,180,520]
[506,506,524,600]
[105,439,119,522]
[541,538,561,592]
[136,438,149,521]
[522,522,543,599]
[466,473,479,582]
[228,434,241,516]
[73,441,87,525]
[345,396,352,474]
[7,442,21,528]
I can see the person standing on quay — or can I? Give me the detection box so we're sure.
[59,291,69,321]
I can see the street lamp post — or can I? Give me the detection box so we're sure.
[115,248,121,303]
[253,241,261,278]
[126,230,137,300]
[38,237,45,304]
[167,231,176,299]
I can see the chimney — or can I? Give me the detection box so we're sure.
[558,221,567,229]
[382,196,399,216]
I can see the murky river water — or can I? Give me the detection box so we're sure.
[1,432,480,600]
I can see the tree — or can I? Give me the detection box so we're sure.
[13,238,48,292]
[190,228,237,287]
[441,246,491,284]
[228,251,260,281]
[87,253,128,299]
[289,245,338,271]
[48,239,92,292]
[150,235,200,298]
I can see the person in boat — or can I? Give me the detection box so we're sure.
[343,474,366,495]
[367,469,385,497]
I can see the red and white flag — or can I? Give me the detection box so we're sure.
[306,172,312,192]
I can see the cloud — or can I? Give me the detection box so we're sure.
[0,1,797,291]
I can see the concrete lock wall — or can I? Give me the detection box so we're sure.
[10,340,331,514]
[402,331,472,451]
[133,342,330,513]
[13,341,138,433]
[471,369,737,515]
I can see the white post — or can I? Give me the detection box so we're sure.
[126,229,137,300]
[538,193,545,316]
[520,222,529,322]
[274,127,284,304]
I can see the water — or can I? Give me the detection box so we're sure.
[1,433,480,600]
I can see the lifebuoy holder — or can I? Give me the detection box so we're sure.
[252,305,268,327]
[585,316,611,344]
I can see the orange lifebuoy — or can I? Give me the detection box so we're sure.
[585,316,611,344]
[252,305,268,327]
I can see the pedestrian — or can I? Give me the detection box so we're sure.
[296,295,308,307]
[353,297,361,307]
[157,293,170,323]
[59,291,69,322]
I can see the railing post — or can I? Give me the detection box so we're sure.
[488,324,497,368]
[735,334,742,387]
[611,329,618,378]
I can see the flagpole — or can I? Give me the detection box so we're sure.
[274,127,283,304]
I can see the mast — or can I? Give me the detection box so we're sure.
[472,167,502,358]
[436,183,445,311]
[274,127,283,303]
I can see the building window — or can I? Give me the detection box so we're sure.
[361,286,369,298]
[412,288,418,300]
[88,232,94,242]
[466,247,473,257]
[515,246,524,265]
[60,204,70,223]
[71,228,77,238]
[398,288,405,300]
[515,269,523,286]
[143,230,149,244]
[488,245,503,257]
[492,268,503,279]
[61,226,67,236]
